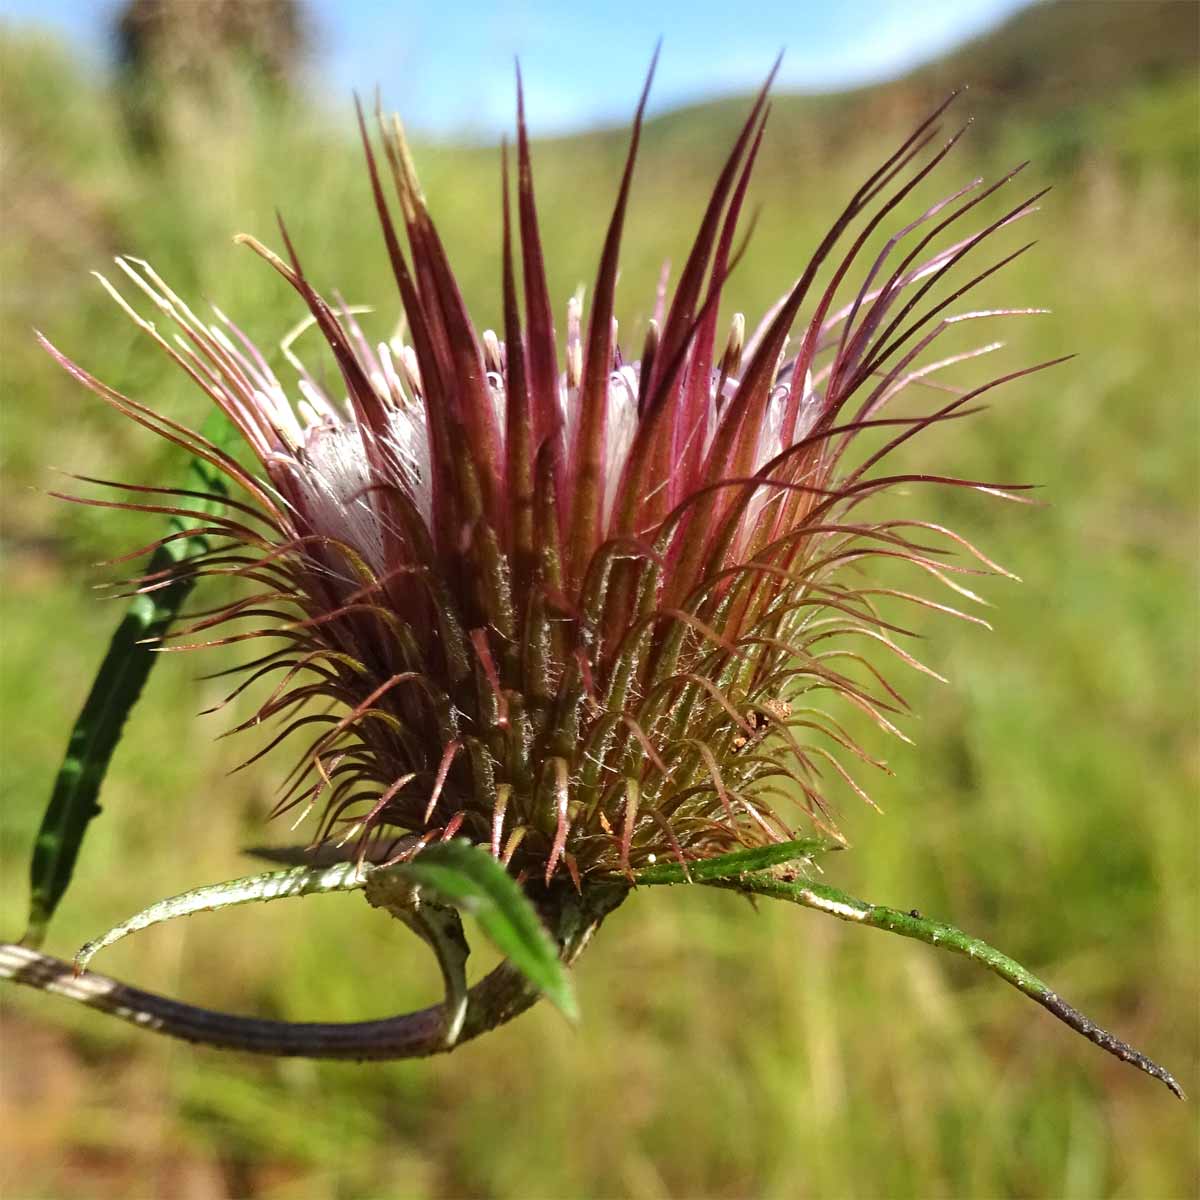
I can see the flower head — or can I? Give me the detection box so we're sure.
[46,62,1056,889]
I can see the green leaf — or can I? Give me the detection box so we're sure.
[401,840,578,1021]
[628,837,839,886]
[711,872,1185,1100]
[23,420,231,947]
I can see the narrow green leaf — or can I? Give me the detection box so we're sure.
[23,420,231,947]
[401,840,578,1020]
[74,862,368,973]
[628,837,839,886]
[712,872,1185,1100]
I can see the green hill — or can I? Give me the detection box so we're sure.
[585,0,1200,183]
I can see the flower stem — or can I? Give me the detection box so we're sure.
[0,883,625,1059]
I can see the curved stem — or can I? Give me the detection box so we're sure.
[712,874,1185,1100]
[75,861,369,973]
[0,883,626,1059]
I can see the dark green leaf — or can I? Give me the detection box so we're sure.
[23,423,230,947]
[404,840,577,1020]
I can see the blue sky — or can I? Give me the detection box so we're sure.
[2,0,1032,137]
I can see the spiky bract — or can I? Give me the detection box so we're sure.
[45,62,1058,887]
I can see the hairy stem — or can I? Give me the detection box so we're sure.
[712,873,1184,1099]
[0,883,626,1059]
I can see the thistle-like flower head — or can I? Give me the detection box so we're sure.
[47,62,1056,890]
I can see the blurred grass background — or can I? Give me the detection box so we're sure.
[1,1,1197,1197]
